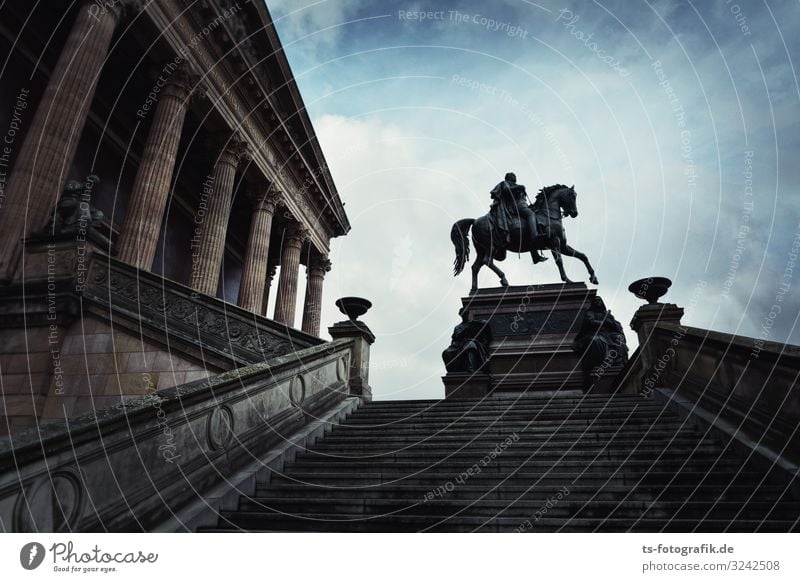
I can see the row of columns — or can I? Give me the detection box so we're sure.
[0,0,330,336]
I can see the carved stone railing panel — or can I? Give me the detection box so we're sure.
[0,339,357,532]
[617,322,800,463]
[83,253,322,367]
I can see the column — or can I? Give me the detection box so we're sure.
[261,264,277,317]
[302,254,331,336]
[237,186,280,312]
[190,138,246,296]
[117,69,194,269]
[0,1,126,280]
[272,226,307,326]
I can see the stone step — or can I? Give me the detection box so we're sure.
[306,438,716,455]
[358,396,656,410]
[329,421,686,435]
[343,409,674,423]
[207,392,799,532]
[204,511,799,532]
[234,497,800,521]
[298,443,726,461]
[317,429,701,445]
[284,457,749,474]
[269,470,766,488]
[256,483,792,503]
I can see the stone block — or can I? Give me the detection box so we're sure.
[1,394,45,416]
[444,283,604,397]
[157,372,185,390]
[105,373,154,396]
[184,371,210,383]
[126,351,157,373]
[442,372,492,399]
[41,395,79,419]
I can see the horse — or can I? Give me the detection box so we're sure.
[451,184,598,292]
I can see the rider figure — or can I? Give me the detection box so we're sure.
[489,172,547,264]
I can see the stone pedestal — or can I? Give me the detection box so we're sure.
[443,283,600,397]
[630,302,685,343]
[583,365,626,394]
[328,319,375,400]
[442,372,492,399]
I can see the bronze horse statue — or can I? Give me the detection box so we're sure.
[451,184,598,292]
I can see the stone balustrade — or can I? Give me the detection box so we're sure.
[0,335,368,531]
[617,315,800,465]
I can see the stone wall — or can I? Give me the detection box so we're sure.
[41,317,213,422]
[0,326,53,434]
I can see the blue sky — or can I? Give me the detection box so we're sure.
[267,0,800,400]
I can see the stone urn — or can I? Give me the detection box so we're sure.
[335,297,372,321]
[628,277,672,304]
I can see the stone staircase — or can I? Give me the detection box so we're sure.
[204,393,800,532]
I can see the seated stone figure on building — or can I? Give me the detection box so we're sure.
[39,174,114,250]
[572,295,628,371]
[442,307,492,373]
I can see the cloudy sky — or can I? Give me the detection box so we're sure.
[266,0,800,400]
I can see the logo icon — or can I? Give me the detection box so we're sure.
[20,542,45,570]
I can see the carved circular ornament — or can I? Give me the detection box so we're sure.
[207,405,234,451]
[14,471,83,532]
[289,375,306,408]
[336,356,349,382]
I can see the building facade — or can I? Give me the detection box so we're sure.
[0,0,350,434]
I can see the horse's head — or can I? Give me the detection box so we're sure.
[559,185,578,218]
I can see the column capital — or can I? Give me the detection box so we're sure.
[249,182,282,213]
[159,66,203,102]
[283,226,309,250]
[308,254,331,278]
[209,132,250,169]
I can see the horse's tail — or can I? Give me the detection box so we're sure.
[451,218,474,276]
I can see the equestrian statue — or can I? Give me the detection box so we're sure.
[451,173,598,292]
